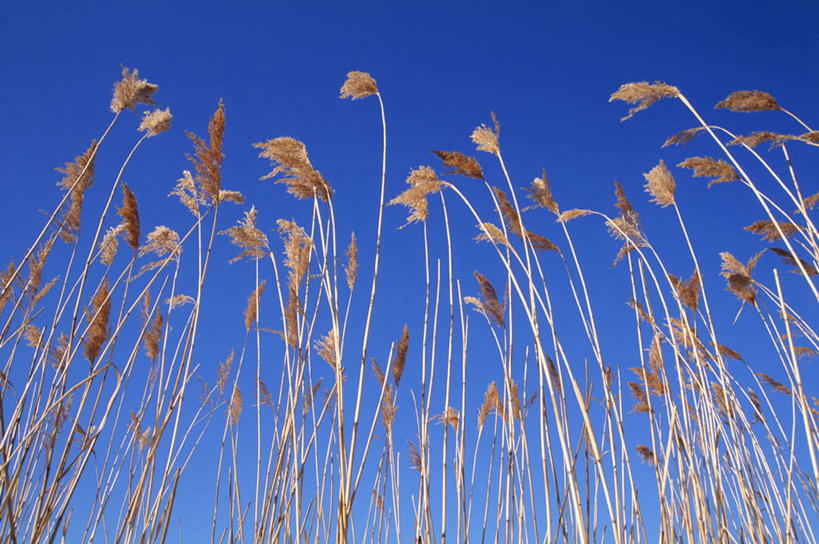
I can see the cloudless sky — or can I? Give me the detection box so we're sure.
[1,0,818,540]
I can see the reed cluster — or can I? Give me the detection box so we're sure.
[0,69,816,544]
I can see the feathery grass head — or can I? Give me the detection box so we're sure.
[138,108,172,136]
[388,166,442,226]
[144,307,164,363]
[111,67,159,113]
[187,99,225,204]
[340,71,379,99]
[171,170,205,216]
[716,90,779,112]
[744,220,800,242]
[140,226,180,259]
[85,278,111,363]
[524,170,559,215]
[431,150,484,179]
[471,271,505,329]
[345,232,358,290]
[117,183,140,251]
[720,251,761,306]
[228,385,242,425]
[220,206,269,263]
[471,113,500,154]
[99,224,125,266]
[728,131,794,149]
[643,160,676,208]
[678,156,739,187]
[609,81,680,121]
[392,324,409,387]
[243,280,265,332]
[255,137,332,202]
[608,182,646,265]
[56,140,97,243]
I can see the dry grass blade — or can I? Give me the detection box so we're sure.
[221,206,269,263]
[243,280,266,332]
[85,277,111,363]
[117,183,140,251]
[56,140,97,243]
[609,81,680,121]
[388,165,442,226]
[392,324,409,387]
[430,150,484,179]
[110,67,158,113]
[716,90,779,112]
[340,71,379,100]
[643,159,676,207]
[744,220,800,242]
[678,156,740,187]
[187,99,225,203]
[254,137,332,202]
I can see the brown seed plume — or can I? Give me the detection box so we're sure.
[471,114,500,154]
[478,382,504,427]
[473,272,505,329]
[643,160,676,208]
[340,71,379,100]
[220,206,269,263]
[56,140,97,243]
[716,90,779,113]
[609,82,680,121]
[728,131,794,149]
[720,251,760,306]
[744,220,800,242]
[144,307,164,363]
[768,247,818,276]
[111,67,159,113]
[85,278,111,363]
[663,127,705,147]
[243,280,266,332]
[258,379,274,409]
[635,445,655,465]
[228,385,242,424]
[117,183,140,251]
[255,137,332,202]
[608,182,646,265]
[187,99,225,204]
[388,166,442,226]
[316,331,337,369]
[216,349,234,395]
[99,224,125,266]
[756,372,791,395]
[523,170,559,215]
[678,157,739,187]
[345,232,358,290]
[668,270,700,312]
[392,324,409,387]
[431,150,484,180]
[171,171,204,216]
[474,223,510,248]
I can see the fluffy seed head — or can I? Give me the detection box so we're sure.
[340,71,379,100]
[220,206,269,263]
[609,82,680,121]
[388,166,442,226]
[716,90,779,112]
[392,324,409,386]
[643,160,676,208]
[56,140,97,243]
[85,278,111,363]
[117,183,140,251]
[138,108,172,136]
[255,137,332,202]
[111,67,159,113]
[471,115,500,154]
[431,150,484,179]
[678,157,739,187]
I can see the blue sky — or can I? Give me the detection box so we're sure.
[2,0,818,541]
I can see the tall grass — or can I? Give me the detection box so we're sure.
[0,69,817,543]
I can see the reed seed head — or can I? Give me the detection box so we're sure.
[430,150,484,179]
[255,137,332,202]
[340,71,379,100]
[111,67,159,113]
[716,90,779,112]
[643,160,676,208]
[609,82,679,121]
[678,156,739,187]
[138,108,172,136]
[220,206,269,263]
[117,183,140,251]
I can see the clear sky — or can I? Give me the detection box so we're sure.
[2,0,818,541]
